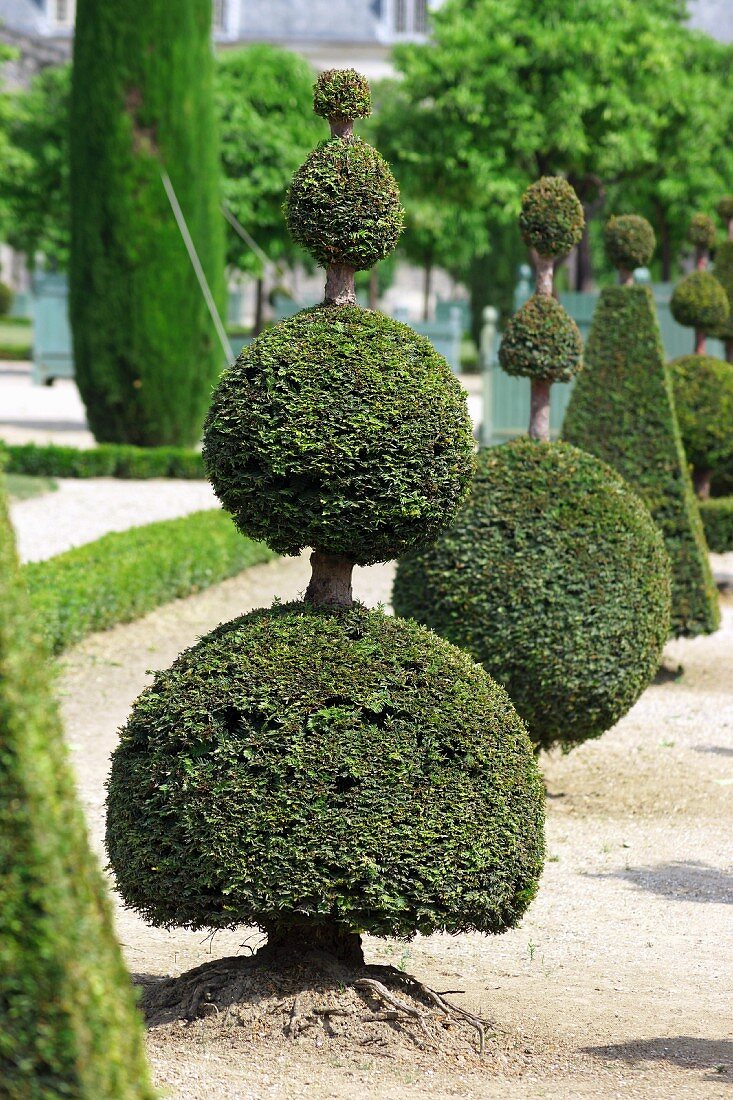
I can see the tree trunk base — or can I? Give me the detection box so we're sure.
[305,550,354,608]
[694,468,712,500]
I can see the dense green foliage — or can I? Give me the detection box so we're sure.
[0,486,155,1099]
[670,270,729,334]
[203,305,474,564]
[107,601,544,938]
[670,355,733,478]
[499,294,583,382]
[688,212,717,250]
[700,496,733,552]
[24,509,274,655]
[604,214,656,270]
[285,137,404,269]
[712,239,733,343]
[3,441,204,479]
[717,196,733,222]
[393,441,670,752]
[216,46,321,280]
[69,0,225,445]
[563,284,719,637]
[518,177,584,258]
[313,69,371,120]
[0,64,70,269]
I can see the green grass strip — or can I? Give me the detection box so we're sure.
[22,509,276,655]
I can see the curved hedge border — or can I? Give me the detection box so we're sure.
[22,509,275,655]
[700,497,733,553]
[3,442,204,479]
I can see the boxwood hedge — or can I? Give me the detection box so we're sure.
[393,440,671,753]
[563,285,719,637]
[2,441,204,479]
[24,509,274,654]
[107,601,545,939]
[0,487,154,1099]
[700,497,733,553]
[203,304,475,565]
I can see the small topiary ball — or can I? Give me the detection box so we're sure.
[285,137,404,269]
[716,196,733,223]
[203,305,475,565]
[518,177,585,259]
[671,270,729,332]
[670,355,733,474]
[688,213,717,250]
[314,68,371,120]
[604,215,656,271]
[393,440,671,753]
[106,603,545,938]
[499,295,583,382]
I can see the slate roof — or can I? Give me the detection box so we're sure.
[0,0,45,36]
[238,0,384,43]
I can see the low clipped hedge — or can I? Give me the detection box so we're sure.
[23,509,275,654]
[700,497,733,553]
[107,601,544,939]
[3,441,205,479]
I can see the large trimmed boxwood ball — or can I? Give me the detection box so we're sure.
[518,177,584,259]
[604,215,656,270]
[106,602,545,939]
[285,137,404,269]
[203,305,475,564]
[671,270,729,332]
[670,355,733,475]
[499,294,583,382]
[314,68,371,120]
[393,440,671,753]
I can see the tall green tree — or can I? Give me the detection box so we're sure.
[217,44,321,330]
[69,0,225,446]
[0,479,155,1099]
[0,64,70,270]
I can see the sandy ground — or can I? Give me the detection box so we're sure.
[54,552,733,1100]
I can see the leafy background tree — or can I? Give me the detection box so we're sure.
[217,45,322,331]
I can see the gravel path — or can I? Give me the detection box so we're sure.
[11,477,217,563]
[56,557,733,1100]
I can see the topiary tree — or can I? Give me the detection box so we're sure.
[564,214,719,638]
[106,71,544,1020]
[714,196,733,362]
[604,215,656,284]
[69,0,225,446]
[671,213,729,355]
[0,479,155,1099]
[393,180,671,754]
[670,354,733,499]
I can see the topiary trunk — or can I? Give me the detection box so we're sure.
[69,0,225,446]
[0,482,155,1098]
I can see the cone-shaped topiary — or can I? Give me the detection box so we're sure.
[564,273,719,636]
[393,442,671,752]
[604,215,656,280]
[671,270,729,354]
[0,481,155,1099]
[394,180,671,754]
[107,603,544,939]
[670,355,733,500]
[109,71,543,974]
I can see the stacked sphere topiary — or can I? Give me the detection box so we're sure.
[499,294,582,383]
[671,270,729,335]
[604,215,656,274]
[107,71,545,965]
[688,212,717,252]
[394,180,672,753]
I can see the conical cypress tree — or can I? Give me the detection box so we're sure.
[0,480,155,1098]
[69,0,225,446]
[107,70,544,972]
[563,216,719,638]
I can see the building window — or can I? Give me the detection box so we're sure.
[392,0,429,35]
[395,0,407,32]
[414,0,428,33]
[53,0,75,27]
[213,0,227,32]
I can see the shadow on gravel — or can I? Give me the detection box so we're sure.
[583,1036,733,1085]
[0,418,86,432]
[694,744,733,757]
[589,860,733,904]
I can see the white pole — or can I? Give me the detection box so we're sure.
[161,171,231,366]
